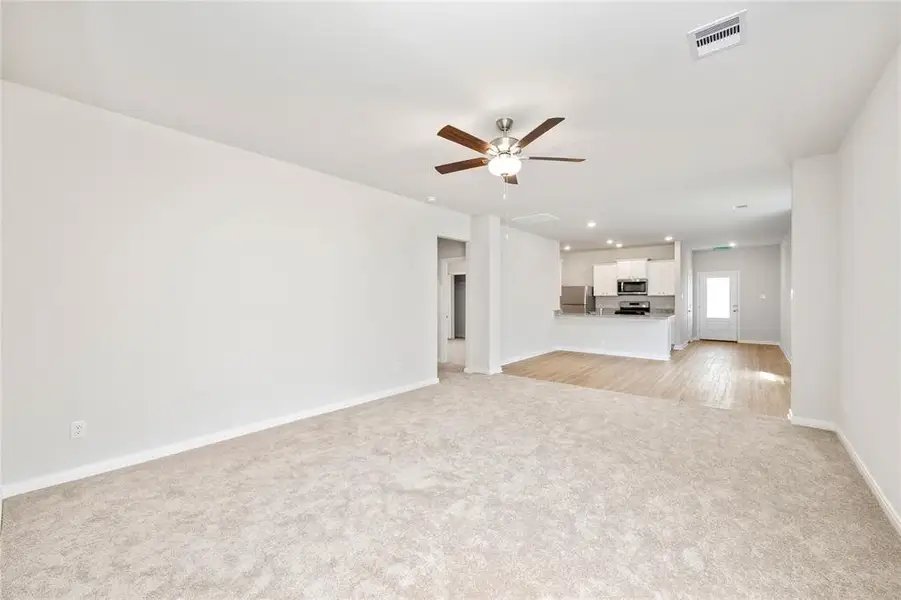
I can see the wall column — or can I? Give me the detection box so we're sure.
[466,214,502,374]
[790,154,840,427]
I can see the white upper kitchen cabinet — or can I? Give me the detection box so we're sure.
[631,259,649,279]
[593,263,618,296]
[647,259,676,296]
[616,259,648,280]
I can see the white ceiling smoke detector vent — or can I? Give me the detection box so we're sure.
[688,10,747,60]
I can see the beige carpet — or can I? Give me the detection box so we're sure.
[3,373,901,599]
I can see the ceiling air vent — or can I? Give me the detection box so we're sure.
[688,10,747,60]
[511,213,560,225]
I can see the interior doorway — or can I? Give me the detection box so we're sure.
[453,275,466,339]
[698,271,739,341]
[438,237,468,369]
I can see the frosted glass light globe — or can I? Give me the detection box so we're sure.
[488,154,522,177]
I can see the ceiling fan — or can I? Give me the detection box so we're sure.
[434,117,585,185]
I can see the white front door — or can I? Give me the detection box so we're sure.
[698,271,739,341]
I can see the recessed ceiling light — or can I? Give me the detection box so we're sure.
[664,236,673,242]
[587,221,597,228]
[563,245,571,251]
[734,204,748,209]
[616,243,623,248]
[729,241,737,247]
[606,239,614,245]
[426,196,437,203]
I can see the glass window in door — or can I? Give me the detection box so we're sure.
[706,277,731,319]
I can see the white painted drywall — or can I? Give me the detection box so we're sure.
[0,24,5,514]
[2,82,470,486]
[692,246,782,343]
[780,233,792,361]
[679,241,694,346]
[791,155,841,426]
[673,241,683,345]
[501,227,560,365]
[554,315,674,361]
[561,244,675,286]
[836,49,900,516]
[467,215,502,375]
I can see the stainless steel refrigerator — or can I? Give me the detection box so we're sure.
[561,286,596,314]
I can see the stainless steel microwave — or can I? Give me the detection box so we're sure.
[617,279,648,295]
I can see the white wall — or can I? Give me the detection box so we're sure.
[561,244,675,286]
[0,23,5,514]
[836,49,900,516]
[467,215,502,375]
[791,154,841,427]
[2,83,470,487]
[788,47,901,529]
[780,233,792,361]
[678,241,693,347]
[501,227,560,364]
[673,241,683,343]
[693,245,782,343]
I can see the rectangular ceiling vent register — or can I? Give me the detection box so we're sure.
[688,10,747,60]
[511,213,560,225]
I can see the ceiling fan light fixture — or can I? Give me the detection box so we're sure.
[488,154,522,177]
[435,118,584,181]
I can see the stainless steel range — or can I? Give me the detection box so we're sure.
[614,300,651,315]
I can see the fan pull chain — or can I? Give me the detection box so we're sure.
[502,178,510,240]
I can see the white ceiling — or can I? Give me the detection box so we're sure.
[4,3,899,249]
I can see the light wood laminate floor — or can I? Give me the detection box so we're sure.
[503,341,791,418]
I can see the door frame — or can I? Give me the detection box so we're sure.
[696,270,740,341]
[452,274,466,339]
[439,256,467,363]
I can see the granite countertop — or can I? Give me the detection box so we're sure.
[556,313,675,321]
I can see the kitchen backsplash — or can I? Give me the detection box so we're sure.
[596,295,675,312]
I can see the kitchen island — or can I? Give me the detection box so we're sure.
[554,313,675,361]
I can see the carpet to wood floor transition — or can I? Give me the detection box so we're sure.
[3,372,900,599]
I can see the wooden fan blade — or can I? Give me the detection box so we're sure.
[503,174,519,185]
[516,117,564,149]
[434,157,489,174]
[526,156,586,162]
[437,125,492,154]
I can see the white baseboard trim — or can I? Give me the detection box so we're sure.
[738,339,780,346]
[790,416,836,431]
[501,349,553,366]
[554,346,670,362]
[464,367,503,375]
[674,342,689,351]
[779,344,792,364]
[2,378,439,499]
[836,428,901,538]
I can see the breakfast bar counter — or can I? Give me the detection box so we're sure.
[553,313,675,361]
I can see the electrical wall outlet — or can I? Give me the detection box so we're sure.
[70,420,86,439]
